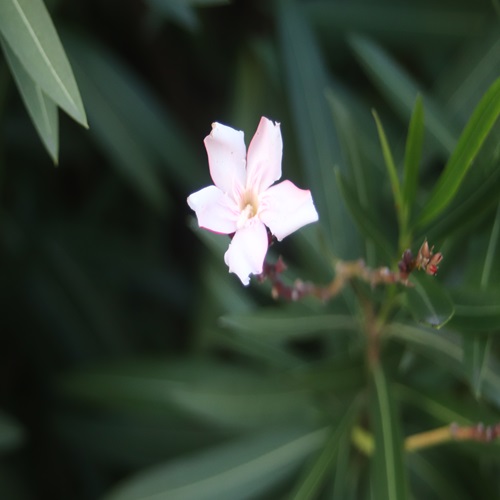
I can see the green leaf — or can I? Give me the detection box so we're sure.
[0,0,87,126]
[1,35,58,162]
[416,77,500,228]
[370,364,409,500]
[435,28,500,124]
[408,453,471,500]
[326,89,377,264]
[0,411,25,455]
[103,426,327,500]
[277,0,355,258]
[63,35,168,212]
[372,110,403,229]
[404,274,455,329]
[349,34,457,155]
[220,310,358,341]
[290,401,359,500]
[386,322,500,412]
[463,335,492,398]
[402,95,424,224]
[448,288,500,332]
[57,359,313,429]
[336,170,395,260]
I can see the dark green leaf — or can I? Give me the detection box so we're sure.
[349,34,457,155]
[63,36,169,211]
[326,89,377,264]
[370,364,409,500]
[57,359,313,429]
[336,170,394,260]
[277,0,355,258]
[449,288,500,332]
[0,0,87,126]
[0,411,25,455]
[220,310,358,341]
[405,274,454,329]
[103,426,327,500]
[386,322,500,411]
[417,77,500,228]
[463,335,492,398]
[290,401,359,500]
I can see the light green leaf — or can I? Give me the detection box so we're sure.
[349,34,457,155]
[1,35,58,162]
[372,110,403,229]
[370,364,409,500]
[416,77,500,228]
[103,426,327,500]
[0,0,87,126]
[402,95,424,225]
[405,274,455,329]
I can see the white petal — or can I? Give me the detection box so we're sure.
[204,122,246,197]
[224,222,268,285]
[259,180,319,240]
[187,185,238,234]
[246,117,283,194]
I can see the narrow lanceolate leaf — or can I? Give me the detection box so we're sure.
[290,402,359,500]
[0,0,87,126]
[336,170,395,260]
[1,36,59,162]
[0,411,25,455]
[103,427,327,500]
[349,34,457,155]
[372,110,403,227]
[385,322,500,412]
[277,0,354,258]
[449,288,500,332]
[402,95,424,223]
[64,36,168,212]
[370,364,409,500]
[416,77,500,228]
[463,335,492,399]
[405,274,454,329]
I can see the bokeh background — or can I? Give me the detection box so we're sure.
[1,0,500,499]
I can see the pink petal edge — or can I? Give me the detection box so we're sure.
[245,117,283,194]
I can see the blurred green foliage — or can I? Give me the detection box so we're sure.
[1,0,500,499]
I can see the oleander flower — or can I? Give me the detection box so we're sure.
[188,117,319,285]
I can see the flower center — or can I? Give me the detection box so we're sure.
[237,191,259,229]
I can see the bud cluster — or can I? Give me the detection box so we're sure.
[398,240,443,281]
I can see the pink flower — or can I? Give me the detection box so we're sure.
[188,117,319,285]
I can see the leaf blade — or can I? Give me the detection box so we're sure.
[370,364,409,500]
[416,77,500,228]
[0,0,87,126]
[1,35,59,162]
[402,95,424,223]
